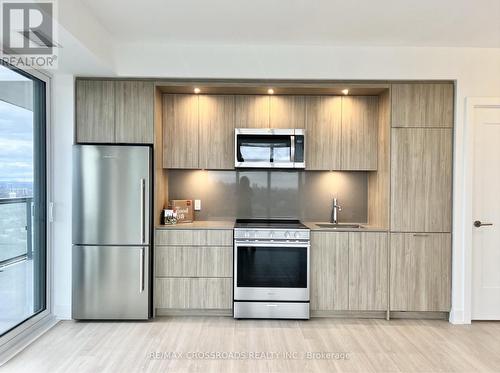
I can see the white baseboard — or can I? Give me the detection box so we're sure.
[53,304,71,320]
[449,309,470,324]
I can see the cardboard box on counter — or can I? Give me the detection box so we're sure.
[169,200,193,223]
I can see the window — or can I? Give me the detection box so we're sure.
[0,64,47,336]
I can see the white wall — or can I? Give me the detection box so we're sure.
[51,44,500,323]
[51,74,74,319]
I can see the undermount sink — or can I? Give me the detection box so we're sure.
[316,223,365,229]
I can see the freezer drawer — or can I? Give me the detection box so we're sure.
[72,245,150,320]
[73,145,151,246]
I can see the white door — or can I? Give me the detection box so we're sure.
[472,105,500,319]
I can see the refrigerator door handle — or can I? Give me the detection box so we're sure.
[139,247,145,293]
[140,178,146,244]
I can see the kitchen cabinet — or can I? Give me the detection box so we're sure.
[234,95,270,128]
[341,96,379,171]
[269,95,306,129]
[75,79,154,144]
[310,231,349,311]
[115,81,154,143]
[162,94,199,169]
[154,228,233,314]
[391,128,452,232]
[199,95,235,169]
[391,83,454,127]
[75,80,115,143]
[348,232,387,311]
[390,233,451,312]
[305,96,342,170]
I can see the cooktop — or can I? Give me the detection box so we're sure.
[234,219,308,230]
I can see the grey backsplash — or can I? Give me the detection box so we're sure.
[167,170,368,222]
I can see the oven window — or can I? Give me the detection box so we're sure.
[237,246,307,288]
[237,135,291,163]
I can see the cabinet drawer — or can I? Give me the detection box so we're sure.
[155,229,233,246]
[390,233,451,312]
[155,246,232,277]
[155,278,232,309]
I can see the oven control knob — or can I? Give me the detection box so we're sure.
[285,231,291,239]
[245,231,250,238]
[270,231,274,239]
[294,232,300,239]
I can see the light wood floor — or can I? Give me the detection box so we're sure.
[4,317,500,372]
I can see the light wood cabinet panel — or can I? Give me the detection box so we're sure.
[310,232,349,311]
[391,128,452,232]
[155,229,233,246]
[199,95,235,169]
[155,246,232,277]
[162,94,199,168]
[75,80,115,143]
[391,83,454,127]
[269,95,305,129]
[348,232,388,311]
[234,95,270,128]
[305,96,342,170]
[390,233,451,311]
[115,81,154,143]
[155,278,232,309]
[341,96,379,170]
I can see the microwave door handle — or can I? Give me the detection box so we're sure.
[290,135,295,162]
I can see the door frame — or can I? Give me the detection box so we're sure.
[462,97,500,323]
[0,66,55,364]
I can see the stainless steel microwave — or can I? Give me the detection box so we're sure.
[234,128,305,168]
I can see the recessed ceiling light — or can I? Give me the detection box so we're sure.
[267,88,274,95]
[194,87,201,94]
[342,89,349,95]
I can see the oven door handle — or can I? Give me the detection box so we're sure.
[234,241,310,248]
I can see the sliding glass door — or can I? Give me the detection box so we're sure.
[0,64,47,337]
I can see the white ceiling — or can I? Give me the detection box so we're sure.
[81,0,500,47]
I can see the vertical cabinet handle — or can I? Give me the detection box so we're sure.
[139,247,145,293]
[140,178,145,244]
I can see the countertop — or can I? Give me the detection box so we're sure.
[156,220,235,230]
[303,222,388,232]
[156,220,387,232]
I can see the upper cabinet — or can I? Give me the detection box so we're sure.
[199,95,235,169]
[341,96,378,171]
[234,95,270,128]
[305,96,342,170]
[391,83,454,127]
[75,80,115,143]
[115,81,154,143]
[269,95,306,129]
[75,79,154,144]
[162,94,199,169]
[391,128,453,232]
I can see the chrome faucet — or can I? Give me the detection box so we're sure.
[331,198,342,224]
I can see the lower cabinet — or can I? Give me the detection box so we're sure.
[390,233,451,312]
[310,231,388,312]
[154,228,233,313]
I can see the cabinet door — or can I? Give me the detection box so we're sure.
[341,96,378,170]
[305,96,342,170]
[310,232,348,311]
[391,83,454,127]
[234,95,270,128]
[115,81,154,143]
[269,95,305,129]
[199,95,235,169]
[162,94,199,169]
[390,233,451,311]
[75,80,115,143]
[348,232,387,311]
[391,128,452,232]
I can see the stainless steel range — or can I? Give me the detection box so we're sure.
[233,219,310,319]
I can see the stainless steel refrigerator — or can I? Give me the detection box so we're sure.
[72,145,152,320]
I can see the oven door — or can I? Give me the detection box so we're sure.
[234,240,310,301]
